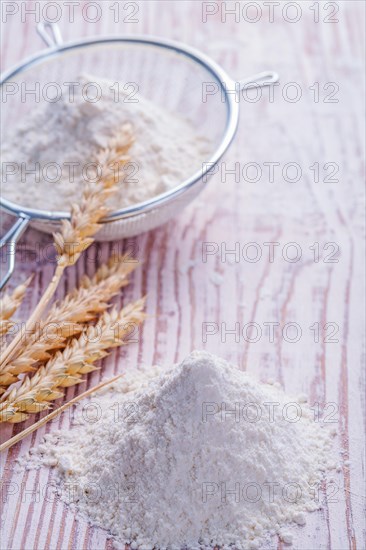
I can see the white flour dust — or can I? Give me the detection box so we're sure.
[1,75,210,212]
[22,351,334,549]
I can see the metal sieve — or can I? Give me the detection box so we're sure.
[0,22,278,289]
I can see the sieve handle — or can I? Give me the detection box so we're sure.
[37,22,63,48]
[238,71,279,90]
[0,216,30,291]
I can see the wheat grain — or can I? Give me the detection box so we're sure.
[0,127,133,371]
[0,277,32,337]
[0,255,138,392]
[0,322,81,391]
[0,298,146,423]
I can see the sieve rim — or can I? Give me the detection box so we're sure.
[0,34,239,224]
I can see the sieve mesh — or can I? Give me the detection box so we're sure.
[1,38,231,223]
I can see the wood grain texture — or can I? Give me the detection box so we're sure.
[0,1,365,549]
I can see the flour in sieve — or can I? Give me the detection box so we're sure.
[22,351,336,549]
[1,75,210,212]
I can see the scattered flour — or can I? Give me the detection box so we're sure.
[21,351,334,549]
[1,75,210,212]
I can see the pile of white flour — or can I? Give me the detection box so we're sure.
[1,75,209,211]
[23,351,334,549]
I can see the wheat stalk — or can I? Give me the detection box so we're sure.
[0,255,138,392]
[0,298,145,423]
[0,277,32,337]
[0,126,133,372]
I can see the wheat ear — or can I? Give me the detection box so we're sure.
[0,277,32,337]
[53,126,133,268]
[0,255,138,391]
[0,298,146,423]
[0,374,123,452]
[0,126,133,371]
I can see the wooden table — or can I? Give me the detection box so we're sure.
[1,1,364,549]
